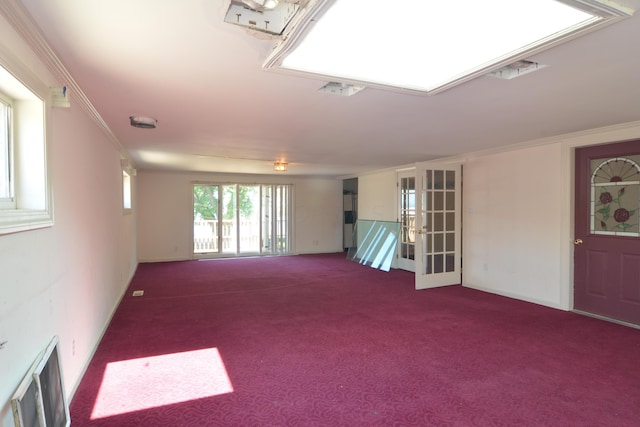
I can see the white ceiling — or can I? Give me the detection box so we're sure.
[14,0,640,177]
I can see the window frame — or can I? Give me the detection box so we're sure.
[122,169,132,212]
[0,51,54,235]
[0,91,14,209]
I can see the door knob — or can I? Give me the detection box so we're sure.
[574,239,583,245]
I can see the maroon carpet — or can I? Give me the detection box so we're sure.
[70,253,640,426]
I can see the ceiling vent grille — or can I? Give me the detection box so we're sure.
[318,82,365,96]
[488,60,547,80]
[224,0,299,35]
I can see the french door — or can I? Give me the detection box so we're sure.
[193,184,293,256]
[397,170,416,272]
[414,162,462,290]
[574,140,640,325]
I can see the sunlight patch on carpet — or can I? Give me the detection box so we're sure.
[91,348,233,419]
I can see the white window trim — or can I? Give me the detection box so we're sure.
[0,47,53,235]
[122,170,132,214]
[0,92,14,209]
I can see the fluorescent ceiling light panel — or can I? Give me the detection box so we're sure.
[266,0,633,94]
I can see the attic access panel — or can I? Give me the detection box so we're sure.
[264,0,634,95]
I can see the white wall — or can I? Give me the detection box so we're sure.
[137,170,343,261]
[355,123,640,310]
[358,170,397,221]
[0,14,137,427]
[462,123,640,310]
[463,143,566,308]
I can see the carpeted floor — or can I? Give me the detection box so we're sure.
[70,253,640,426]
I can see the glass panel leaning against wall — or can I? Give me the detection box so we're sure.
[193,183,293,256]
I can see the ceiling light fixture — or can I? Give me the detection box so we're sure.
[264,0,634,95]
[240,0,279,11]
[129,116,157,129]
[274,161,288,172]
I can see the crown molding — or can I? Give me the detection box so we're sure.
[0,0,133,163]
[454,120,640,163]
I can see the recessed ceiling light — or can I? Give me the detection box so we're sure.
[129,116,157,129]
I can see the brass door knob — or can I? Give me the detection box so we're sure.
[574,239,583,245]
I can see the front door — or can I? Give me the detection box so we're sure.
[574,140,640,325]
[414,162,462,290]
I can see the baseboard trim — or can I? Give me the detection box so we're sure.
[67,262,139,401]
[572,310,640,330]
[462,284,565,311]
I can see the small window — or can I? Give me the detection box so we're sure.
[0,61,53,235]
[122,170,132,211]
[0,94,13,208]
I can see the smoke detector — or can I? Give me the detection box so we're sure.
[129,116,157,129]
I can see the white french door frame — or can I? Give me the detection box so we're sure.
[414,161,462,289]
[397,168,417,272]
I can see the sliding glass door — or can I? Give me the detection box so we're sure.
[193,184,293,257]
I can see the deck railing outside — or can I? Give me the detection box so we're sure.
[194,219,261,253]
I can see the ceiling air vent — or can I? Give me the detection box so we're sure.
[224,0,299,35]
[129,116,157,129]
[318,82,365,96]
[488,60,547,80]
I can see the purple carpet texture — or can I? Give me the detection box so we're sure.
[70,253,640,426]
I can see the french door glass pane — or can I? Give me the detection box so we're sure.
[400,176,415,261]
[421,169,456,275]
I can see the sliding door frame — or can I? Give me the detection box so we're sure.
[192,182,294,259]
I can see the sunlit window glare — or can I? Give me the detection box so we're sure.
[91,348,233,419]
[280,0,597,92]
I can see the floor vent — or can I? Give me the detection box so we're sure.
[132,290,144,297]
